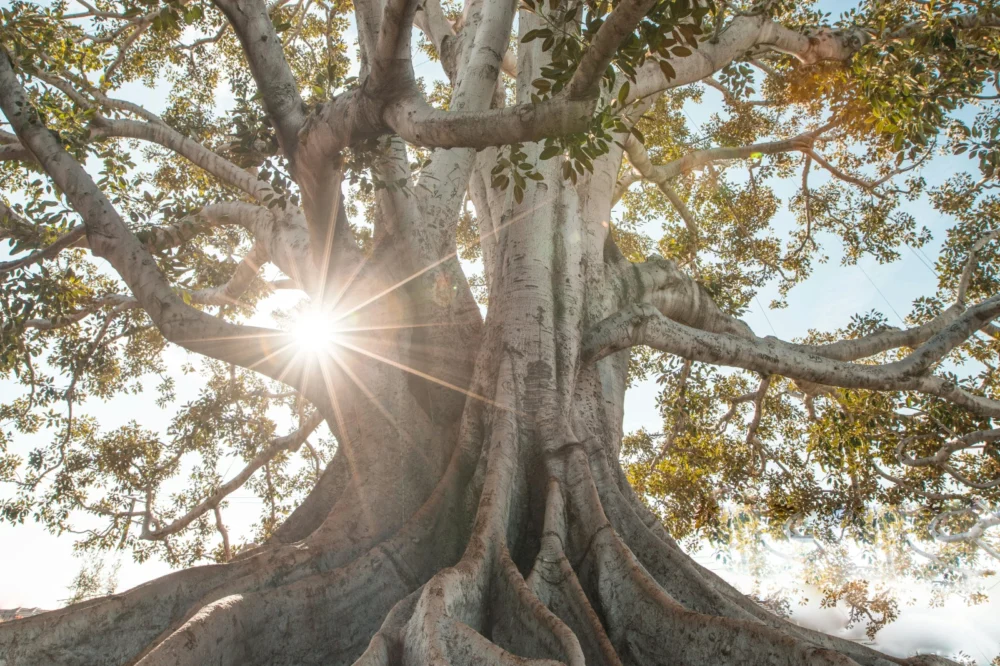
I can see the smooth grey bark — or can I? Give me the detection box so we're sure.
[1,2,991,664]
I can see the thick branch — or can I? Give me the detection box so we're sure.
[97,119,274,201]
[0,50,300,383]
[2,117,274,203]
[383,93,595,149]
[184,244,270,306]
[958,228,1000,304]
[632,16,871,101]
[210,0,307,160]
[566,0,657,99]
[2,202,300,280]
[581,298,1000,417]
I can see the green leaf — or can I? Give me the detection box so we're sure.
[539,146,561,160]
[658,60,675,81]
[618,81,630,106]
[183,5,202,23]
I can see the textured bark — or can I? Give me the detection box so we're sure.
[0,1,987,663]
[0,147,961,666]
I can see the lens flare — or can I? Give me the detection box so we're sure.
[292,309,338,354]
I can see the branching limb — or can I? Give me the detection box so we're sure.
[702,75,776,107]
[213,506,232,562]
[185,244,270,307]
[370,0,419,89]
[139,411,323,541]
[611,167,642,205]
[210,0,307,160]
[383,94,596,150]
[104,19,151,81]
[622,123,835,186]
[929,504,1000,562]
[22,294,138,331]
[745,375,772,475]
[633,255,987,364]
[385,0,670,149]
[632,16,870,101]
[802,148,893,197]
[0,225,87,274]
[894,426,1000,491]
[716,389,759,431]
[2,200,286,276]
[96,118,275,201]
[413,0,515,80]
[871,464,965,501]
[581,297,1000,417]
[413,0,459,77]
[631,256,753,337]
[2,115,273,202]
[883,11,1000,42]
[0,50,302,383]
[566,0,658,99]
[647,359,692,471]
[8,47,168,126]
[957,228,1000,305]
[896,429,1000,469]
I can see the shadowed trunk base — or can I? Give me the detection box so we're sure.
[0,381,959,666]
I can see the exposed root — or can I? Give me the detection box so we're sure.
[0,561,235,665]
[562,446,884,666]
[130,436,481,665]
[1,400,966,666]
[607,459,916,666]
[593,456,753,617]
[399,376,587,666]
[137,541,422,666]
[1,419,480,666]
[353,590,423,666]
[136,594,251,665]
[526,479,623,666]
[401,392,522,664]
[493,545,586,665]
[397,547,569,666]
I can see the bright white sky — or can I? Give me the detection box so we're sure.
[1,1,999,662]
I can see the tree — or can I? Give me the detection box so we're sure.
[1,0,1000,662]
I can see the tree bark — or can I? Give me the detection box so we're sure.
[0,138,959,666]
[1,2,985,663]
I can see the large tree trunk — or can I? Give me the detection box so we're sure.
[0,142,955,666]
[0,1,980,660]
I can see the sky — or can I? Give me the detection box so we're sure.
[1,1,999,662]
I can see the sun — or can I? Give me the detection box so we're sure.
[291,308,339,354]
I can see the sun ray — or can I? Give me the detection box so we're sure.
[331,251,458,324]
[332,322,458,334]
[315,357,378,529]
[331,192,559,325]
[326,352,437,480]
[333,338,518,413]
[313,170,345,308]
